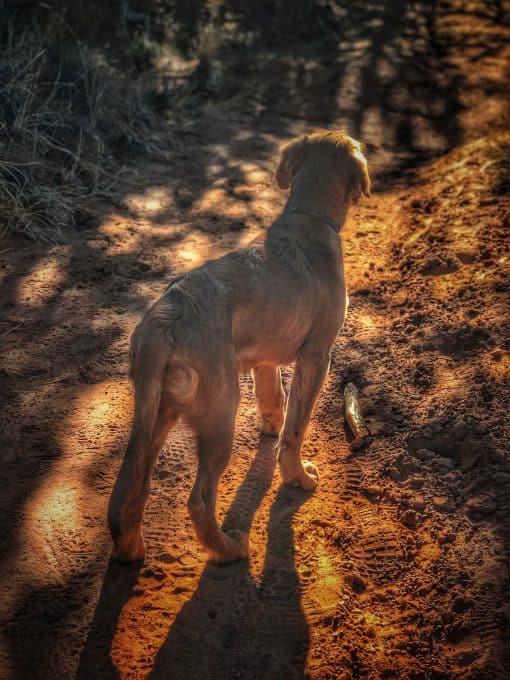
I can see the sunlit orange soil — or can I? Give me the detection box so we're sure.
[1,4,510,679]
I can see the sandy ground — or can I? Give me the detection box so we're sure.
[1,3,510,679]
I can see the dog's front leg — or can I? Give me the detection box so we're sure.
[276,348,331,490]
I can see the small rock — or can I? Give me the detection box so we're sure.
[416,448,435,461]
[433,496,452,512]
[155,551,179,564]
[411,497,427,512]
[365,416,386,435]
[465,494,498,515]
[400,509,419,529]
[141,566,166,582]
[438,531,456,545]
[364,484,383,497]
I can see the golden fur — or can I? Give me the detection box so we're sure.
[108,131,370,563]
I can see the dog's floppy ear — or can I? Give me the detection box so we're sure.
[348,148,371,204]
[275,135,307,190]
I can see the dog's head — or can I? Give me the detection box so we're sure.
[275,131,371,204]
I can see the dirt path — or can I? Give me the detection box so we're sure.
[1,4,510,679]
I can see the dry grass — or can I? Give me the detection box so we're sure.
[0,18,164,242]
[0,160,73,242]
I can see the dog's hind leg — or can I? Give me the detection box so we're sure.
[187,373,249,563]
[276,347,331,490]
[108,394,178,563]
[253,365,285,436]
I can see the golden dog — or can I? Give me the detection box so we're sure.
[108,131,370,563]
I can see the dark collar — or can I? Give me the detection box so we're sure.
[284,208,340,234]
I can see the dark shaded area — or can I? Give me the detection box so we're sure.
[76,560,143,680]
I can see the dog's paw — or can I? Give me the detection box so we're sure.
[260,414,283,436]
[226,529,250,559]
[281,460,319,490]
[301,460,319,489]
[210,529,250,564]
[111,531,146,564]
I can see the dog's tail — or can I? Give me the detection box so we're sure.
[129,321,199,440]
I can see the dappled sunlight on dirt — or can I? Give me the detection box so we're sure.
[20,379,133,580]
[16,256,65,308]
[1,1,509,678]
[487,351,510,382]
[122,187,176,219]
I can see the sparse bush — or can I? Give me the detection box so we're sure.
[0,16,162,241]
[0,160,74,241]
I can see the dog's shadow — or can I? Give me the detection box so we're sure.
[76,557,142,679]
[78,435,311,679]
[149,435,311,679]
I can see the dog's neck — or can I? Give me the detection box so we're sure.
[284,208,339,234]
[284,172,350,234]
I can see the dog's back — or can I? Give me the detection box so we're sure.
[132,215,345,384]
[108,130,369,564]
